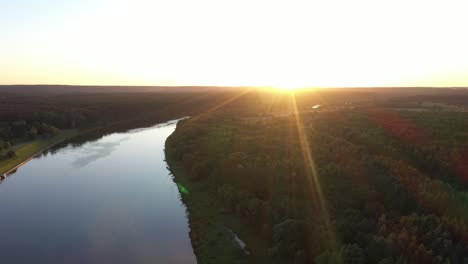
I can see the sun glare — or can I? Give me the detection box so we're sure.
[268,79,309,92]
[276,86,298,91]
[2,0,468,87]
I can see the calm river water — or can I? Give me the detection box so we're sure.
[0,120,196,263]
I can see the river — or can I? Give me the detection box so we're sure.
[0,120,196,263]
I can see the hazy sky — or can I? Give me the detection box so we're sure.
[2,0,468,87]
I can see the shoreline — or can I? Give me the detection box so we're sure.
[0,121,129,176]
[0,115,186,177]
[164,125,269,264]
[0,130,82,176]
[164,155,248,264]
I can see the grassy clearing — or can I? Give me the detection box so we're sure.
[0,130,79,174]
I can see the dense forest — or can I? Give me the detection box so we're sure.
[166,89,468,263]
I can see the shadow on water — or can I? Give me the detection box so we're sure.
[71,137,130,168]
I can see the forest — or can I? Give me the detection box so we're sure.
[2,86,468,263]
[166,88,468,263]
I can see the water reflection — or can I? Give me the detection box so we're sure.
[72,137,130,168]
[0,119,195,264]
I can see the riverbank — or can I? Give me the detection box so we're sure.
[0,123,120,176]
[165,130,270,264]
[164,159,249,264]
[0,130,82,175]
[0,115,187,176]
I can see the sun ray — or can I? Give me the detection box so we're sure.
[289,92,340,254]
[190,88,252,121]
[260,90,283,117]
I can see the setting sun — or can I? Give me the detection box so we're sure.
[279,86,299,91]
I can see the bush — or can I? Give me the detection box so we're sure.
[6,150,16,159]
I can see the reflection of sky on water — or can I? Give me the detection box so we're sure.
[0,120,196,264]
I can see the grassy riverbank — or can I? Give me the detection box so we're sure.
[0,130,82,175]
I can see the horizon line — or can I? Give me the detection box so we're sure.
[1,84,468,89]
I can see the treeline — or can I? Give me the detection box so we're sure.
[166,97,468,263]
[0,89,247,162]
[0,120,61,160]
[0,121,61,139]
[0,92,242,130]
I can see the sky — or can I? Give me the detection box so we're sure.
[2,0,468,88]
